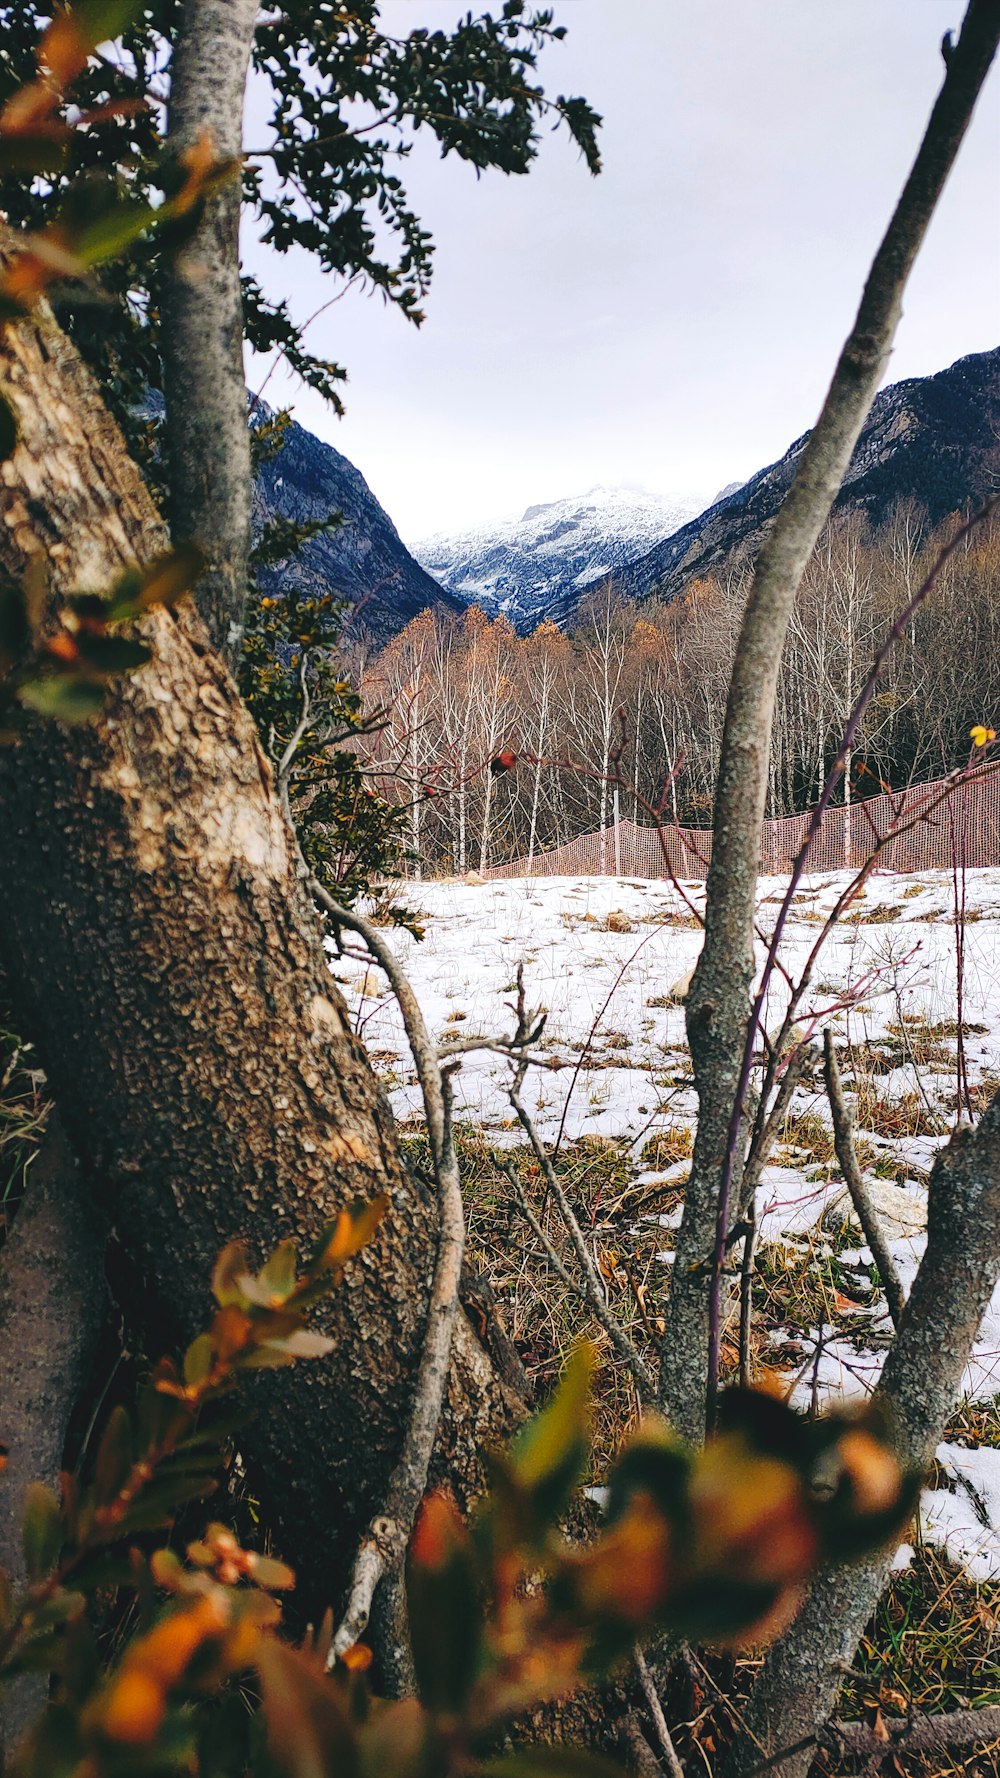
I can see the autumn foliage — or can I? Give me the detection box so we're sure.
[0,1219,917,1777]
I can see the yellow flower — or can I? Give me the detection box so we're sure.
[970,724,996,747]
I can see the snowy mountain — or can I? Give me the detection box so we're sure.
[571,345,1000,617]
[411,484,707,632]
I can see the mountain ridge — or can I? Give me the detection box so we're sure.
[248,344,998,640]
[562,344,1000,619]
[251,407,463,641]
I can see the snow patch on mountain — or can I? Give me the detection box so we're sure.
[410,484,708,632]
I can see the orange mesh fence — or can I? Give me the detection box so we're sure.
[486,767,1000,881]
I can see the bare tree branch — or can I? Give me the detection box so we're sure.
[823,1029,906,1329]
[508,1067,656,1402]
[722,1086,1000,1778]
[621,1712,668,1778]
[827,1703,1000,1762]
[634,1644,686,1778]
[662,0,1000,1440]
[314,886,467,1671]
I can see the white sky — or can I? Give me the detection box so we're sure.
[242,1,1000,544]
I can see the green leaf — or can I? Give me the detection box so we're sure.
[212,1240,249,1308]
[256,1637,362,1778]
[603,1423,691,1527]
[73,198,159,268]
[27,1588,87,1635]
[135,1377,191,1454]
[18,676,106,721]
[249,1554,295,1591]
[0,134,69,178]
[22,1481,64,1582]
[261,1329,335,1361]
[74,632,152,674]
[108,1472,218,1534]
[150,1547,184,1588]
[93,1404,133,1508]
[255,1238,299,1306]
[105,543,205,621]
[307,1195,389,1274]
[408,1494,483,1717]
[506,1342,593,1523]
[183,1333,215,1388]
[237,1330,335,1369]
[0,389,19,462]
[477,1753,624,1778]
[74,0,144,49]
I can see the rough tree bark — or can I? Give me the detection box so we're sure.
[159,0,258,665]
[0,1115,105,1756]
[721,1088,1000,1778]
[661,0,1000,1442]
[0,283,523,1614]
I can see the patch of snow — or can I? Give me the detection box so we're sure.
[922,1445,1000,1581]
[332,866,1000,1586]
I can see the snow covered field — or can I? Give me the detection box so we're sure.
[333,869,1000,1583]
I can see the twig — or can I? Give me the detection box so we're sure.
[738,1191,757,1390]
[438,1034,568,1069]
[502,1163,579,1299]
[823,1703,1000,1762]
[635,1644,686,1778]
[312,883,465,1667]
[703,498,1000,1429]
[508,1063,655,1402]
[822,1029,905,1330]
[276,653,312,787]
[739,1041,815,1214]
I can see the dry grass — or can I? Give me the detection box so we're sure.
[398,1122,667,1467]
[0,1002,50,1247]
[641,1124,694,1168]
[834,1545,1000,1775]
[751,1237,874,1337]
[946,1397,1000,1451]
[853,1083,948,1140]
[601,909,635,934]
[846,1030,955,1075]
[973,1074,1000,1115]
[774,1109,835,1164]
[843,902,900,926]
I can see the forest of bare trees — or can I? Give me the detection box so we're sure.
[359,504,1000,875]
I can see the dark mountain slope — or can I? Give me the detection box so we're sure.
[568,344,1000,617]
[252,410,462,641]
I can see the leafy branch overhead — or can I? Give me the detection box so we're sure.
[0,0,602,449]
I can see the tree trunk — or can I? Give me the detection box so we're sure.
[721,1089,1000,1778]
[159,0,257,665]
[0,286,522,1614]
[660,0,1000,1440]
[0,1114,105,1758]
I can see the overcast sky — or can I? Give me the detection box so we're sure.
[242,1,1000,545]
